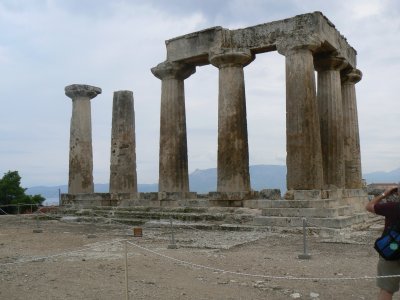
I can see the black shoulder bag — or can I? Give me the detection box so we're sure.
[374,223,400,260]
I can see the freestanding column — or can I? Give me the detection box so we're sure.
[151,61,195,192]
[277,44,323,190]
[210,49,253,192]
[341,68,363,188]
[65,84,101,194]
[315,55,347,188]
[109,90,138,193]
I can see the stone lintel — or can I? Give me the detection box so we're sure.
[164,11,356,68]
[341,68,362,84]
[65,84,102,99]
[151,61,196,80]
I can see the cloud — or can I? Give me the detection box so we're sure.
[0,0,399,186]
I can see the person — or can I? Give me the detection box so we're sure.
[366,186,400,300]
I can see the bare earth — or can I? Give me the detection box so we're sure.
[0,215,386,300]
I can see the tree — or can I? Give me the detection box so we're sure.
[0,171,44,214]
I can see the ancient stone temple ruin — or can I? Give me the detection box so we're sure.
[61,12,368,231]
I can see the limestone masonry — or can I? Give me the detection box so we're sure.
[62,12,367,231]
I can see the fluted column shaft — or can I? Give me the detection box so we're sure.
[65,84,101,194]
[315,55,347,188]
[341,69,363,188]
[210,49,253,192]
[151,62,195,192]
[109,90,138,193]
[281,48,324,190]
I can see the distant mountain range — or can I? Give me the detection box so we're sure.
[26,164,400,199]
[363,167,400,184]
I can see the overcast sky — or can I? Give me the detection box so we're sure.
[0,0,399,187]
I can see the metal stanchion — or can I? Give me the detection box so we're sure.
[298,217,311,259]
[33,210,43,233]
[87,210,97,239]
[167,217,178,249]
[124,241,129,300]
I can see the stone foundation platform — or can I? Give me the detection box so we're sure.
[60,189,370,233]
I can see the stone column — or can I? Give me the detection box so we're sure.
[315,55,347,189]
[277,44,323,190]
[341,68,363,188]
[151,61,195,192]
[109,90,138,194]
[210,49,253,192]
[65,84,101,194]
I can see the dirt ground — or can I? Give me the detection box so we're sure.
[0,214,388,300]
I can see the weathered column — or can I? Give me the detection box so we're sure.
[151,61,195,192]
[315,55,347,188]
[109,90,138,193]
[65,84,101,194]
[341,68,363,188]
[210,49,253,192]
[277,43,323,190]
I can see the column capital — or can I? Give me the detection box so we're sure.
[209,48,253,68]
[341,68,362,84]
[65,84,102,100]
[151,61,195,80]
[276,34,322,56]
[314,54,347,72]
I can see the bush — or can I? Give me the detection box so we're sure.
[0,171,44,214]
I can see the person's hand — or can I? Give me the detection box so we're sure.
[383,187,398,197]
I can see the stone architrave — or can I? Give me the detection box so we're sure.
[315,55,347,188]
[277,41,324,190]
[109,90,138,194]
[210,49,253,192]
[65,84,101,194]
[151,61,195,192]
[341,68,363,188]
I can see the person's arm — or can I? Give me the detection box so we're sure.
[366,187,398,213]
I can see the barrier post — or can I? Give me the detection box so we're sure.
[167,217,178,249]
[33,210,43,233]
[298,217,311,259]
[124,241,129,300]
[87,210,97,239]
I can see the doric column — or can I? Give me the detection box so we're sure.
[341,68,363,188]
[151,61,195,192]
[315,55,347,189]
[210,49,253,192]
[277,41,323,190]
[65,84,101,194]
[109,90,138,194]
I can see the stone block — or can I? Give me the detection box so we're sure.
[324,189,343,199]
[259,189,281,200]
[243,199,273,209]
[284,190,294,200]
[208,191,254,201]
[293,190,321,200]
[138,192,158,201]
[209,200,243,207]
[158,192,197,201]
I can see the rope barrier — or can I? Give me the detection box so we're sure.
[125,240,400,281]
[2,211,399,282]
[0,239,127,267]
[0,207,10,215]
